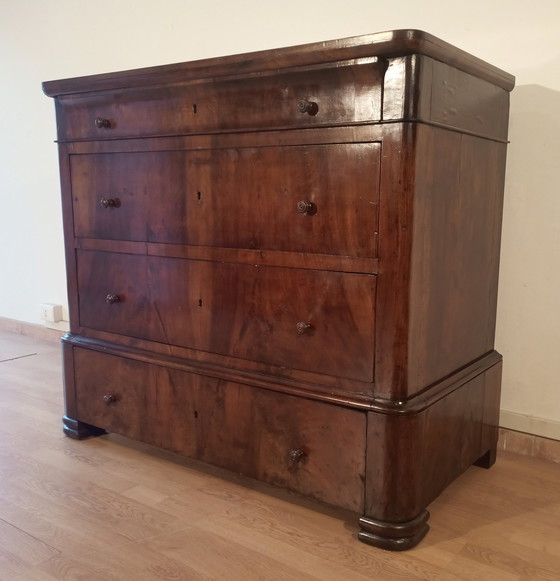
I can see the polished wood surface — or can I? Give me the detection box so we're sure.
[382,55,511,140]
[406,127,507,396]
[42,29,515,97]
[50,59,385,141]
[70,144,380,255]
[71,348,366,512]
[2,331,560,580]
[75,251,376,380]
[44,31,513,550]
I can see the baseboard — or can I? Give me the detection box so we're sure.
[498,411,560,464]
[0,316,66,343]
[498,427,560,464]
[500,410,560,442]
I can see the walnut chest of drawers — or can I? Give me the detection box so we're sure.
[43,29,514,550]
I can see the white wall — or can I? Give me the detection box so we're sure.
[1,0,559,437]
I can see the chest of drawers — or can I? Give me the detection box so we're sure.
[43,29,514,550]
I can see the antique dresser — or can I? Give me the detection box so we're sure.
[43,30,514,550]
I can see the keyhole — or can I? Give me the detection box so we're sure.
[193,104,198,114]
[197,191,202,201]
[194,410,199,418]
[198,298,203,307]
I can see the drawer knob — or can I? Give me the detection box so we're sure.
[105,294,121,304]
[99,198,117,209]
[103,394,117,405]
[296,200,316,215]
[94,117,112,129]
[296,321,313,335]
[289,448,307,464]
[297,99,318,116]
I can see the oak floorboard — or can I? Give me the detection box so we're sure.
[1,330,560,580]
[0,519,59,581]
[0,331,43,362]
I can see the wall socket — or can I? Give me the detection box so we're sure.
[39,303,63,323]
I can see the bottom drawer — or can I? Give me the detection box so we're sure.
[72,347,366,512]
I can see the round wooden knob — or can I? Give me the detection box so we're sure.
[103,394,117,405]
[100,198,117,208]
[105,294,121,304]
[297,99,318,116]
[296,200,316,215]
[296,322,312,335]
[289,449,306,464]
[94,117,111,129]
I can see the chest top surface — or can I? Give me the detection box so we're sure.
[42,29,514,97]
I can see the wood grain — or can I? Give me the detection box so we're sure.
[75,251,376,382]
[70,142,380,257]
[407,126,507,396]
[52,59,384,141]
[71,348,367,512]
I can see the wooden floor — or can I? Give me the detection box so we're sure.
[1,331,560,580]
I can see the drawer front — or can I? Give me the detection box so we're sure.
[76,250,376,381]
[70,143,380,257]
[73,348,366,512]
[56,60,383,141]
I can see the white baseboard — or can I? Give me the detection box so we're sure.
[0,316,66,343]
[500,410,560,441]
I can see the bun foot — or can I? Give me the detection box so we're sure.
[358,510,429,551]
[63,415,106,440]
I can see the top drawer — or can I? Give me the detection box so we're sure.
[55,58,384,141]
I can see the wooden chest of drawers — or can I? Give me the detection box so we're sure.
[43,29,514,550]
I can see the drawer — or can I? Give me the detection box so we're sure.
[56,59,384,141]
[73,348,366,512]
[76,250,376,382]
[70,143,380,258]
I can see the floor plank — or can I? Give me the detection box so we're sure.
[0,519,59,581]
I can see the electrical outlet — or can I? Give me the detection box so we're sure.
[39,303,63,323]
